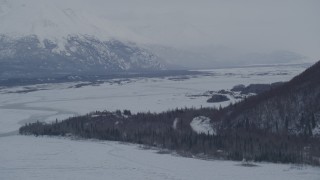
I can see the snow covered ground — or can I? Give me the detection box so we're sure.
[190,116,215,135]
[1,136,320,180]
[1,64,319,179]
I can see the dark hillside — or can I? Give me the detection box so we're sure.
[221,61,320,135]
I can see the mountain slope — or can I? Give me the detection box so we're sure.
[0,35,164,78]
[220,60,320,135]
[0,0,165,78]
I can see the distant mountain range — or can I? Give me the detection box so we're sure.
[146,44,308,69]
[0,0,165,78]
[0,35,165,78]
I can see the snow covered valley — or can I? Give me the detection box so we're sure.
[1,64,320,179]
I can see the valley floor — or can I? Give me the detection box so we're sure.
[0,64,308,135]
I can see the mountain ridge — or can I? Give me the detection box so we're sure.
[0,0,165,78]
[0,35,165,78]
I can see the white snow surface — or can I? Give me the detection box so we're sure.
[313,125,320,136]
[0,135,320,180]
[190,116,215,135]
[172,118,179,130]
[0,109,55,134]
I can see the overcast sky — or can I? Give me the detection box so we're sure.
[2,0,319,65]
[86,0,319,62]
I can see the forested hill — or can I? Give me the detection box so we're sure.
[220,60,320,135]
[20,61,320,165]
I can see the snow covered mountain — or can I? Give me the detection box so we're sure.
[0,0,165,78]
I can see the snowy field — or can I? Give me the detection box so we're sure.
[1,136,320,180]
[1,64,320,179]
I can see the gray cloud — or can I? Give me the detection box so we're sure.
[88,0,319,62]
